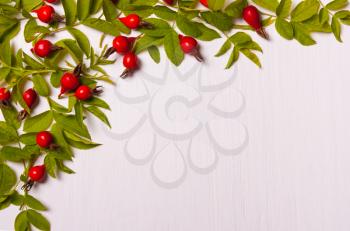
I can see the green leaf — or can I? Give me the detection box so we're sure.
[176,14,202,37]
[27,209,50,231]
[63,131,101,149]
[225,47,240,69]
[164,29,184,66]
[208,0,226,10]
[22,0,42,11]
[1,105,21,129]
[25,195,47,211]
[252,0,278,11]
[215,39,232,57]
[331,16,342,42]
[44,155,57,178]
[83,18,130,36]
[103,0,118,21]
[14,211,29,231]
[241,49,261,67]
[326,0,348,11]
[0,146,31,162]
[74,101,84,127]
[53,112,91,139]
[138,18,171,37]
[85,106,111,127]
[61,0,77,26]
[24,111,53,133]
[291,0,320,22]
[275,17,294,40]
[194,22,221,41]
[82,97,110,110]
[0,163,16,195]
[50,71,63,88]
[0,121,18,145]
[154,5,177,20]
[225,0,247,18]
[56,39,84,64]
[319,8,330,24]
[292,22,316,46]
[24,19,50,43]
[77,0,92,20]
[276,0,292,18]
[50,123,73,157]
[148,46,161,64]
[134,35,163,54]
[19,133,37,145]
[48,98,69,113]
[68,28,91,57]
[33,75,50,96]
[201,11,233,31]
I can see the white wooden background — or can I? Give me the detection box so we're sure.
[2,6,350,231]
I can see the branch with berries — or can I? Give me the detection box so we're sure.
[0,0,349,230]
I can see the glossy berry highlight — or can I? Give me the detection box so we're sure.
[28,165,46,182]
[75,85,92,100]
[23,88,37,108]
[119,14,141,29]
[34,5,56,23]
[113,36,132,54]
[200,0,208,7]
[36,131,54,148]
[0,88,10,101]
[61,73,80,91]
[242,5,268,39]
[33,39,53,58]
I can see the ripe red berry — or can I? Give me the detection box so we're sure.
[180,36,198,53]
[23,88,37,108]
[60,73,80,91]
[200,0,208,7]
[75,85,92,100]
[113,36,131,54]
[34,5,55,23]
[28,165,46,182]
[123,53,138,70]
[119,14,141,29]
[45,0,59,3]
[242,5,268,39]
[0,88,10,101]
[36,131,53,148]
[164,0,174,5]
[33,39,53,58]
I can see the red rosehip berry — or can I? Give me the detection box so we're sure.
[60,72,80,91]
[164,0,174,5]
[0,88,10,101]
[119,14,141,29]
[75,85,92,100]
[45,0,59,3]
[123,52,138,70]
[33,39,53,58]
[34,5,55,23]
[242,5,268,39]
[113,36,132,54]
[28,165,46,182]
[200,0,208,7]
[180,36,198,53]
[36,131,53,148]
[179,35,203,62]
[23,88,37,108]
